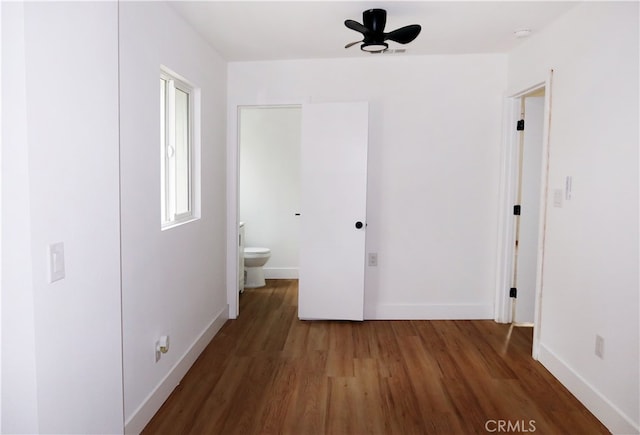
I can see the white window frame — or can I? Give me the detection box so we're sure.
[160,68,198,229]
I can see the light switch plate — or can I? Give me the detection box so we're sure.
[565,176,573,200]
[49,242,65,283]
[553,189,563,208]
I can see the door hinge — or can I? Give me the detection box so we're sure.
[513,205,521,215]
[517,119,525,131]
[510,287,518,298]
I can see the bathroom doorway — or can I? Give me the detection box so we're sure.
[230,101,369,319]
[238,105,302,295]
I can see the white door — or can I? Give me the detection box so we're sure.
[515,96,544,323]
[298,102,368,320]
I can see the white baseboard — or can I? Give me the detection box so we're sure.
[124,306,229,434]
[264,267,298,279]
[365,303,494,320]
[538,344,639,435]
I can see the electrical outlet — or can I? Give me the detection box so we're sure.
[368,253,378,267]
[155,340,161,363]
[595,335,604,359]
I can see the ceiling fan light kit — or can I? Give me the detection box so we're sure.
[361,42,388,53]
[345,8,421,54]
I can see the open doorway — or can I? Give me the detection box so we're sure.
[229,101,370,320]
[512,89,545,326]
[495,73,553,358]
[237,105,302,311]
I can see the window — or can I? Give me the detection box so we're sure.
[160,69,196,228]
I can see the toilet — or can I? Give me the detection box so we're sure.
[244,247,271,288]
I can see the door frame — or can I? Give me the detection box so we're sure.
[226,98,305,319]
[494,71,554,358]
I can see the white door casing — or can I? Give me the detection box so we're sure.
[495,72,553,359]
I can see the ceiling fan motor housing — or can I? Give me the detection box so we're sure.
[361,9,389,52]
[363,9,386,34]
[344,8,422,53]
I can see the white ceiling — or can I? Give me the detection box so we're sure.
[168,1,579,62]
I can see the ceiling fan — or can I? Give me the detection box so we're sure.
[344,9,422,53]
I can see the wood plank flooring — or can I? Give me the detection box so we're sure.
[143,279,609,434]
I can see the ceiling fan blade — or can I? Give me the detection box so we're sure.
[344,19,369,35]
[384,25,422,44]
[344,40,362,49]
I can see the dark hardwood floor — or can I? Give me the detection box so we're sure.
[143,279,609,434]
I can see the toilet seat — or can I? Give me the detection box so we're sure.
[245,247,270,256]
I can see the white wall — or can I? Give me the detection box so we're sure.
[508,3,639,433]
[2,2,124,433]
[118,2,228,432]
[228,54,507,319]
[239,106,301,278]
[1,3,39,432]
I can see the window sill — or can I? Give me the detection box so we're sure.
[161,215,199,231]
